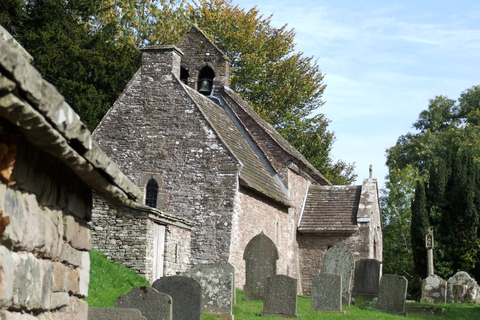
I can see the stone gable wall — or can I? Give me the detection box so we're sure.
[298,225,377,295]
[91,195,191,282]
[177,27,230,93]
[1,137,91,319]
[230,169,309,292]
[94,49,239,265]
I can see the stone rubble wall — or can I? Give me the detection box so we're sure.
[1,138,91,319]
[298,178,383,296]
[92,195,191,282]
[93,49,239,266]
[230,166,309,291]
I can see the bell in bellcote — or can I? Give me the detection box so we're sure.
[198,79,212,95]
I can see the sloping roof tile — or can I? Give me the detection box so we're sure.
[299,184,361,234]
[182,84,291,207]
[221,88,330,185]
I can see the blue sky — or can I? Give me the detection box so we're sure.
[231,0,480,188]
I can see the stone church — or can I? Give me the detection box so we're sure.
[92,25,382,294]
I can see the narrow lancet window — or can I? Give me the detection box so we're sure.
[180,67,189,84]
[146,179,158,208]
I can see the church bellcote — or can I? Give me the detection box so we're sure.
[176,25,230,95]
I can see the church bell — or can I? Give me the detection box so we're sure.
[198,79,212,95]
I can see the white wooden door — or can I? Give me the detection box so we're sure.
[152,224,165,282]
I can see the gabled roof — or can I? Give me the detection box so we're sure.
[177,25,231,62]
[221,88,331,186]
[182,84,291,207]
[298,184,361,234]
[0,29,141,208]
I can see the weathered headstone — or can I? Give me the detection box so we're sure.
[88,307,147,320]
[114,286,172,320]
[243,232,278,300]
[447,271,480,304]
[185,263,235,319]
[261,275,298,318]
[375,274,408,316]
[322,242,355,305]
[311,274,342,312]
[352,259,381,296]
[152,276,202,320]
[421,274,446,303]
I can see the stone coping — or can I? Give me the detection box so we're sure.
[0,31,142,209]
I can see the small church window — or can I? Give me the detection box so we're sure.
[197,66,215,96]
[146,179,158,208]
[180,67,189,84]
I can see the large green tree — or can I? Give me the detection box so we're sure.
[1,0,141,130]
[189,0,356,184]
[385,85,480,284]
[2,0,356,184]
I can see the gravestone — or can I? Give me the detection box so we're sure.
[421,274,446,303]
[311,274,342,312]
[88,307,147,320]
[322,242,355,305]
[185,263,235,319]
[152,275,201,320]
[243,232,279,300]
[447,271,480,304]
[261,275,298,318]
[115,286,172,320]
[352,259,381,296]
[375,274,408,316]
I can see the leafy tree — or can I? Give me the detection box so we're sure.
[385,84,480,283]
[94,0,356,183]
[381,165,421,283]
[189,0,356,184]
[2,0,141,130]
[3,0,356,183]
[411,179,429,278]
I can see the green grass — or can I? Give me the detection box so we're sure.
[84,250,150,307]
[86,251,480,319]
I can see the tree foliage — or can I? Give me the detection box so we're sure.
[381,165,421,290]
[189,0,355,184]
[385,85,480,284]
[2,0,356,184]
[1,0,141,130]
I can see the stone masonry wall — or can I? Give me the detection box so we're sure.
[91,195,191,283]
[177,26,230,94]
[229,162,311,293]
[92,196,151,279]
[1,137,91,319]
[297,227,374,296]
[94,47,239,266]
[230,187,288,289]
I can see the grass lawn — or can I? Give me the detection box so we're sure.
[86,250,480,319]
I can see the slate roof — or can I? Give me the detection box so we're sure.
[0,28,141,208]
[298,184,361,234]
[182,84,291,207]
[221,88,331,186]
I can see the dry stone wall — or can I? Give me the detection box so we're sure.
[1,138,91,319]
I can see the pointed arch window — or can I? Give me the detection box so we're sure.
[146,179,159,208]
[197,66,215,96]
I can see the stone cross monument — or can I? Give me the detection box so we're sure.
[426,227,434,276]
